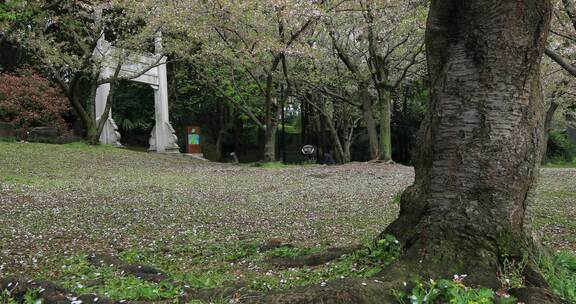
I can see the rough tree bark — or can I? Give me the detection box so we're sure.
[378,86,393,162]
[263,73,279,162]
[359,81,380,160]
[382,0,553,287]
[244,1,561,303]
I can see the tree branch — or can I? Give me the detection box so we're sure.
[545,48,576,77]
[189,62,265,130]
[391,41,425,88]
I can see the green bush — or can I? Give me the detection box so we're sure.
[547,130,576,163]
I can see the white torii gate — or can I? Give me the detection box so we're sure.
[94,32,179,153]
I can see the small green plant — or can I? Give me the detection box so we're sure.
[391,192,402,205]
[55,255,183,301]
[265,246,319,259]
[225,243,260,261]
[0,289,18,304]
[399,276,517,304]
[22,288,42,304]
[369,235,402,264]
[539,251,576,303]
[96,276,182,301]
[498,256,526,289]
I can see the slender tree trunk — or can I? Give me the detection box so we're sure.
[311,107,323,159]
[263,74,278,162]
[66,79,96,143]
[542,101,559,163]
[308,99,346,164]
[85,78,101,145]
[382,0,552,287]
[216,104,226,162]
[325,116,345,164]
[233,115,243,157]
[301,98,308,145]
[263,98,280,162]
[263,125,277,162]
[378,86,392,162]
[341,119,355,163]
[359,81,379,160]
[342,129,352,163]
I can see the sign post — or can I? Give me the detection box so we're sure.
[186,127,202,155]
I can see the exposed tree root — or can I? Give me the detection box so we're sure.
[240,254,569,304]
[1,255,569,304]
[258,239,294,252]
[180,281,249,303]
[241,278,401,304]
[87,253,169,283]
[0,247,569,304]
[266,246,360,268]
[0,277,113,304]
[509,287,568,304]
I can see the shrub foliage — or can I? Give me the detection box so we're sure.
[0,68,69,133]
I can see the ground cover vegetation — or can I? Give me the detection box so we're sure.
[0,142,574,303]
[1,0,576,303]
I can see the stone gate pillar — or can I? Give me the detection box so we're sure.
[148,32,179,153]
[95,73,122,146]
[93,5,121,146]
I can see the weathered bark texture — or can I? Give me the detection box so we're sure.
[378,87,393,162]
[191,1,561,303]
[263,96,281,162]
[325,115,346,164]
[382,0,552,287]
[359,81,380,160]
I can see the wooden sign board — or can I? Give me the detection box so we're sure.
[186,127,202,154]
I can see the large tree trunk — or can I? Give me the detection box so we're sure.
[239,1,562,303]
[382,0,552,287]
[359,81,379,160]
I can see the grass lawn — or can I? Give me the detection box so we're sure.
[544,160,576,169]
[0,142,575,302]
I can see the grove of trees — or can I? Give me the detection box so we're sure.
[3,0,574,164]
[1,0,575,303]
